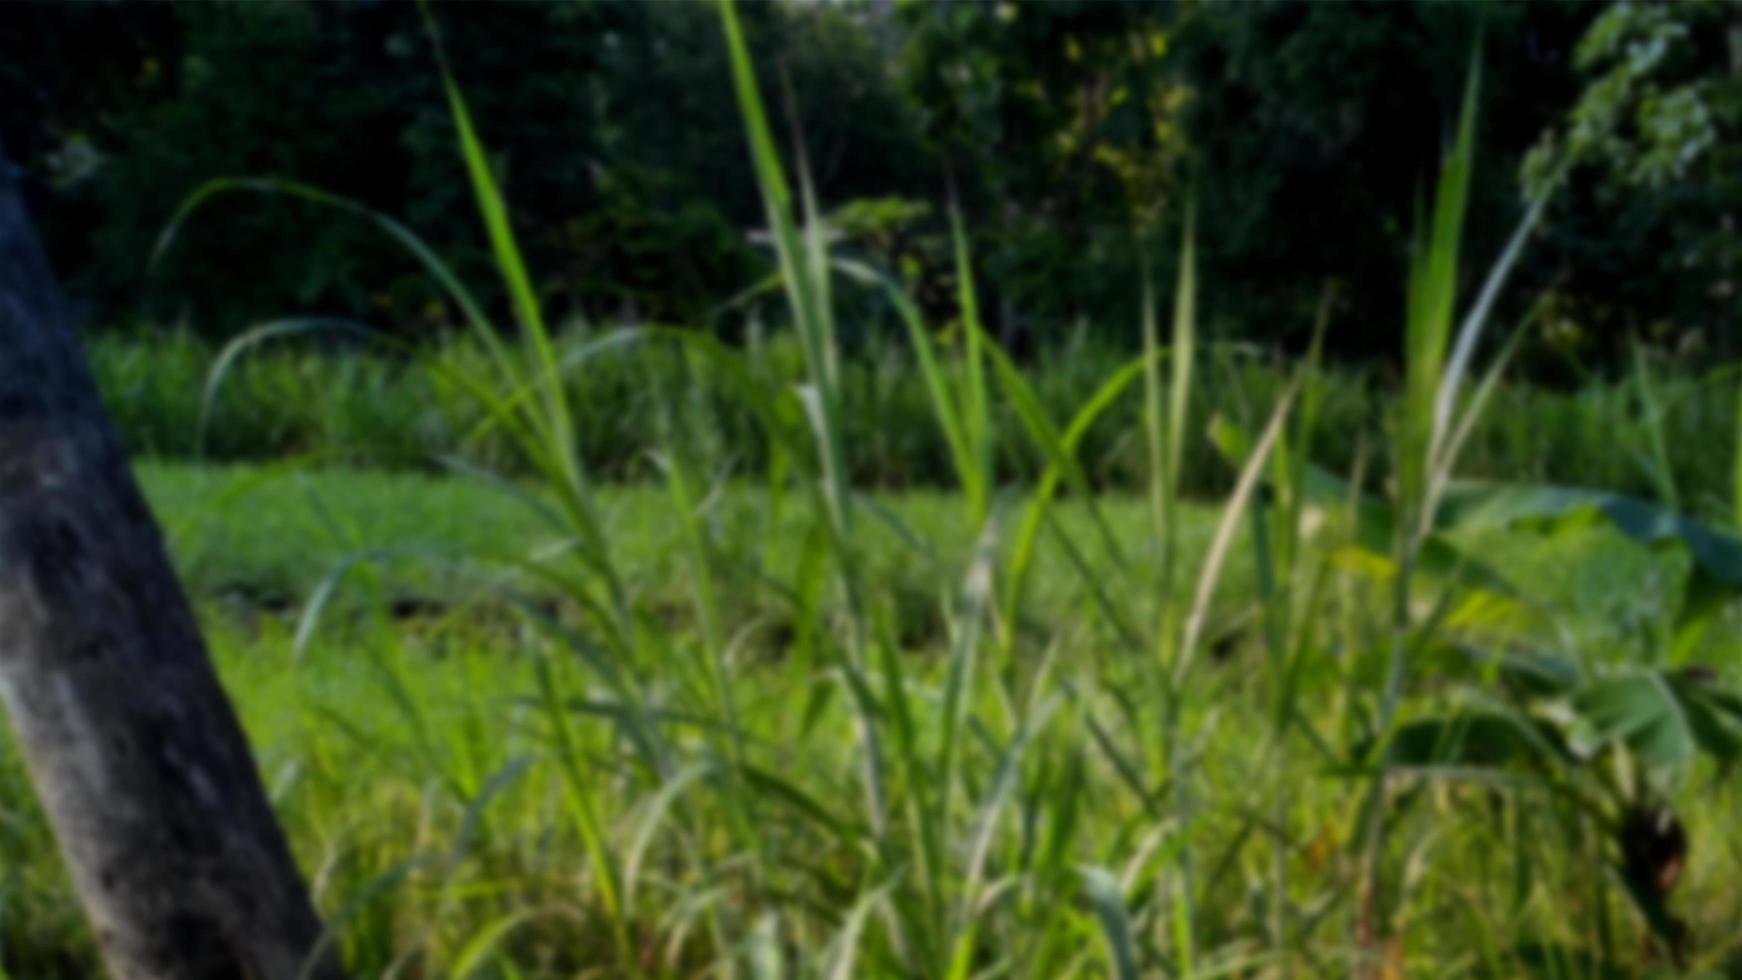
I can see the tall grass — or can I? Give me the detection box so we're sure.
[9,4,1740,978]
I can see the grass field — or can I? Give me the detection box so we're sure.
[8,7,1742,976]
[136,461,1677,653]
[3,460,1727,978]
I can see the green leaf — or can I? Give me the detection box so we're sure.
[1572,671,1742,767]
[1438,481,1742,637]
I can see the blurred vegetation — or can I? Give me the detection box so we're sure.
[91,330,1742,516]
[1,1,922,332]
[4,0,1739,368]
[7,4,1742,975]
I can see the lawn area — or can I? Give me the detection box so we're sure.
[138,460,1677,655]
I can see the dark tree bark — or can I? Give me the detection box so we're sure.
[0,159,343,978]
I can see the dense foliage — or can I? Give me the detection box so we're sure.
[4,1,1739,366]
[2,1,921,332]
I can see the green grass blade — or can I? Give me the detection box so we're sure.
[450,910,536,979]
[951,209,995,523]
[1402,54,1480,519]
[1082,867,1141,980]
[198,317,376,456]
[938,508,1003,837]
[833,257,983,514]
[422,12,556,366]
[981,332,1131,576]
[719,0,851,535]
[1430,187,1553,472]
[1178,384,1297,685]
[1167,206,1198,505]
[154,176,520,388]
[1005,356,1148,625]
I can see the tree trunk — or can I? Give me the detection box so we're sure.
[0,159,343,978]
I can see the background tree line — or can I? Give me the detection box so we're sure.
[2,0,1738,372]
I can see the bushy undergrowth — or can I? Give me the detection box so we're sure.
[92,328,1741,513]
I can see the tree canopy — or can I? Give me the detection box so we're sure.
[3,0,1737,369]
